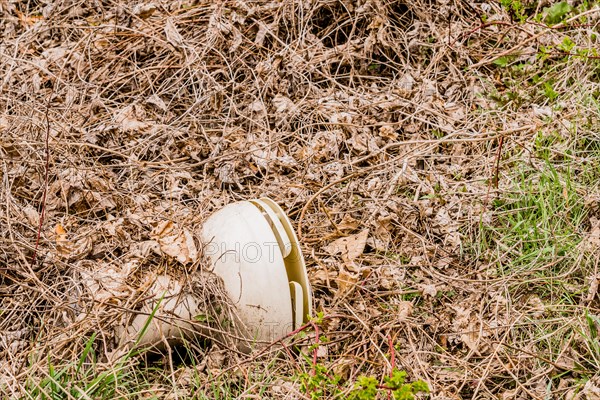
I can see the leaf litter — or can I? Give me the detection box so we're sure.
[1,0,600,398]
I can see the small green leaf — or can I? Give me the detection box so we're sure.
[349,376,378,400]
[412,380,430,393]
[501,0,526,21]
[311,311,325,324]
[586,312,599,339]
[194,314,214,323]
[494,56,511,68]
[385,369,407,389]
[543,81,558,101]
[558,36,575,52]
[544,2,572,24]
[393,385,414,400]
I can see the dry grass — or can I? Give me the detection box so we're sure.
[1,0,600,398]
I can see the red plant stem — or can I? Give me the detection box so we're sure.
[278,339,298,368]
[494,136,505,189]
[493,49,600,60]
[554,50,600,59]
[453,19,595,48]
[389,334,395,373]
[285,321,313,338]
[388,335,395,400]
[312,322,319,376]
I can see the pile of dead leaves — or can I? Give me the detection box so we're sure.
[2,0,600,398]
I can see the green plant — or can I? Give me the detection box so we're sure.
[24,334,141,399]
[312,310,326,325]
[23,296,170,399]
[349,369,430,400]
[298,329,429,400]
[493,55,515,68]
[298,359,343,399]
[543,81,559,101]
[500,0,526,22]
[558,36,576,53]
[544,2,572,25]
[298,365,429,400]
[483,157,587,300]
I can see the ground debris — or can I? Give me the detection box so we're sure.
[2,0,600,398]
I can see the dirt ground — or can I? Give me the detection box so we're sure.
[1,0,600,399]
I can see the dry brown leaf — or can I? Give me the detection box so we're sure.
[316,345,328,358]
[579,217,600,252]
[88,191,117,210]
[53,223,93,260]
[397,301,413,321]
[379,267,404,290]
[150,221,198,264]
[310,268,334,288]
[348,132,374,153]
[585,275,600,304]
[393,73,415,97]
[450,305,485,354]
[272,94,297,115]
[22,205,39,226]
[433,207,461,249]
[271,380,298,397]
[214,162,238,185]
[0,116,8,131]
[332,358,354,381]
[254,22,270,46]
[115,105,149,132]
[70,236,93,261]
[165,18,184,48]
[146,94,167,111]
[526,295,545,317]
[206,347,227,373]
[370,214,393,252]
[80,261,135,302]
[420,284,438,297]
[378,125,398,140]
[335,270,358,299]
[133,3,156,19]
[460,327,480,354]
[54,223,71,257]
[337,214,359,231]
[131,240,161,259]
[581,377,600,400]
[41,47,67,63]
[324,229,369,262]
